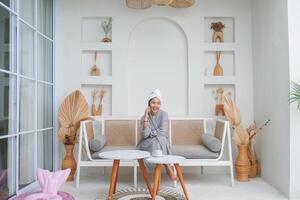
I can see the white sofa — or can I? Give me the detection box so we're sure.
[76,117,234,188]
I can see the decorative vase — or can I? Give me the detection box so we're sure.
[213,51,224,76]
[235,144,251,182]
[213,31,224,43]
[215,104,225,116]
[248,142,258,178]
[101,37,112,42]
[62,144,76,181]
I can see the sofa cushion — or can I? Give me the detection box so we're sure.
[171,145,219,159]
[201,134,222,153]
[92,146,137,159]
[89,135,107,152]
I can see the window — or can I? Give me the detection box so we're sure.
[0,0,54,198]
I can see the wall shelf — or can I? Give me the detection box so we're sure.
[81,16,112,42]
[81,50,112,84]
[203,76,237,85]
[81,76,113,85]
[80,42,112,51]
[201,43,236,51]
[203,50,235,76]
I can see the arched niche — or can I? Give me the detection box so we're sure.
[127,17,189,116]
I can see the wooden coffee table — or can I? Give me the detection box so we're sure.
[146,155,189,200]
[99,150,152,200]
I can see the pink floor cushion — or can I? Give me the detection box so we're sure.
[12,191,75,200]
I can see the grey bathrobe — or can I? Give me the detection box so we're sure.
[137,110,172,169]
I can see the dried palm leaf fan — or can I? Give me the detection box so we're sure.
[58,90,89,144]
[126,0,152,9]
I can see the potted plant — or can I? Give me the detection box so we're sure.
[58,90,89,181]
[289,81,300,108]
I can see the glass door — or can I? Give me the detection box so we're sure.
[0,0,54,198]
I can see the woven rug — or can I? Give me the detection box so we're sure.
[97,187,185,200]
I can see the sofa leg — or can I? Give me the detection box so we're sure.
[229,164,235,187]
[172,165,177,188]
[134,164,137,188]
[75,165,80,188]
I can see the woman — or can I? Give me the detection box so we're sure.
[137,89,176,180]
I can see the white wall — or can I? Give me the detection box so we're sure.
[251,0,290,197]
[288,0,300,199]
[55,0,253,173]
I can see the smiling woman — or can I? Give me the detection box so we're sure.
[137,89,176,180]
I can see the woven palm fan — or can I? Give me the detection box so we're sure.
[223,95,249,145]
[58,90,89,144]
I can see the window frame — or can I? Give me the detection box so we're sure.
[0,0,55,197]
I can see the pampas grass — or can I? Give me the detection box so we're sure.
[223,95,249,145]
[223,95,270,145]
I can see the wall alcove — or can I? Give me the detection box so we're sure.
[127,17,189,116]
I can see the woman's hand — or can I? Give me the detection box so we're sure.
[144,107,150,121]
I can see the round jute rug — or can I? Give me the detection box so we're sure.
[98,187,185,200]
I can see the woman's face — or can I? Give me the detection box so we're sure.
[149,97,161,114]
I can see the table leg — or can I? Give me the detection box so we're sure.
[138,159,153,196]
[113,160,120,193]
[174,163,189,200]
[152,164,162,200]
[108,160,120,200]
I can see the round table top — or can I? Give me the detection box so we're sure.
[98,150,151,160]
[146,155,186,164]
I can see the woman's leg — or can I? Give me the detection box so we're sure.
[164,164,177,181]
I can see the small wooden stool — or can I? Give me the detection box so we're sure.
[146,155,189,200]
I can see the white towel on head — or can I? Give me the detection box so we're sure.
[147,89,162,103]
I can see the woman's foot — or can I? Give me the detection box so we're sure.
[164,164,177,181]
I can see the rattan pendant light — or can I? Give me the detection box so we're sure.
[152,0,173,6]
[126,0,152,9]
[126,0,195,9]
[169,0,195,8]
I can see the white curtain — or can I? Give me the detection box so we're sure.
[19,0,53,185]
[19,78,35,185]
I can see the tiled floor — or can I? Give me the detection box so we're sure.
[62,172,287,200]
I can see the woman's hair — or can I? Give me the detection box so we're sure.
[148,97,161,107]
